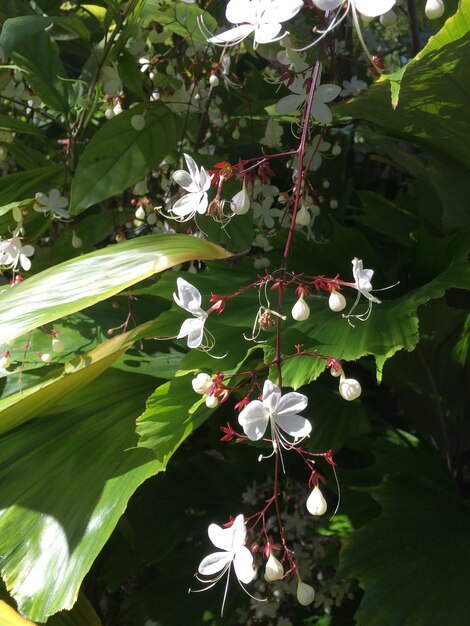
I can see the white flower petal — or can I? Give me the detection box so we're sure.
[276,391,308,418]
[173,170,198,192]
[208,523,235,552]
[262,379,282,414]
[355,0,396,18]
[275,413,312,438]
[183,153,199,183]
[234,546,255,584]
[174,277,202,311]
[35,192,48,205]
[238,400,269,440]
[171,193,200,217]
[255,22,282,45]
[231,514,247,550]
[276,93,304,115]
[208,24,254,45]
[198,551,233,576]
[315,84,341,103]
[268,0,304,23]
[19,254,31,271]
[314,0,342,10]
[311,101,333,124]
[226,0,255,24]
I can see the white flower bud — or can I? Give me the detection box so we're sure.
[425,0,444,19]
[323,179,330,189]
[339,376,362,401]
[72,231,83,248]
[104,107,114,119]
[205,393,219,409]
[41,353,52,363]
[135,206,146,220]
[192,373,213,395]
[232,127,240,140]
[147,211,157,225]
[328,289,346,312]
[131,114,146,131]
[297,579,315,606]
[231,185,250,215]
[330,364,343,378]
[254,256,270,270]
[52,338,64,353]
[209,73,219,87]
[306,486,327,516]
[264,552,284,582]
[0,352,11,369]
[380,10,397,26]
[292,296,310,321]
[295,206,310,226]
[329,199,338,209]
[113,103,123,116]
[332,143,342,156]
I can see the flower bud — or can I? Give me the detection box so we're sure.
[209,73,219,87]
[0,352,11,369]
[72,231,83,248]
[205,393,219,409]
[131,114,145,131]
[339,376,362,401]
[306,485,327,516]
[113,103,123,116]
[264,552,284,582]
[296,579,315,606]
[232,127,240,140]
[52,337,64,353]
[104,107,114,119]
[135,206,146,220]
[41,353,52,363]
[292,296,310,321]
[328,289,346,312]
[332,143,342,156]
[133,179,148,196]
[231,185,250,215]
[192,373,213,395]
[329,199,338,209]
[380,10,397,26]
[295,206,310,226]
[425,0,444,19]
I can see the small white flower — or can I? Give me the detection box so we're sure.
[340,76,368,98]
[292,295,310,321]
[296,578,315,606]
[425,0,444,19]
[260,118,284,149]
[40,353,52,363]
[34,189,69,220]
[276,76,341,124]
[306,486,327,516]
[328,288,346,312]
[238,379,311,444]
[339,376,362,401]
[208,0,304,49]
[314,0,396,18]
[173,278,208,349]
[352,258,381,304]
[171,154,211,221]
[196,514,255,613]
[192,372,213,395]
[0,236,35,271]
[264,552,284,581]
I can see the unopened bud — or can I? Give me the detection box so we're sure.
[52,337,64,353]
[192,373,213,395]
[425,0,444,19]
[328,289,346,312]
[232,127,240,140]
[135,206,146,220]
[264,552,284,582]
[296,579,315,606]
[339,376,362,401]
[292,296,310,321]
[40,353,52,363]
[295,206,310,226]
[306,485,327,516]
[205,394,219,409]
[209,73,219,87]
[231,185,250,215]
[72,230,83,249]
[332,143,342,156]
[329,199,338,209]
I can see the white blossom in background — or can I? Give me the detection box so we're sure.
[277,36,309,72]
[260,118,284,148]
[314,0,396,18]
[207,0,304,49]
[171,153,211,220]
[307,135,332,171]
[34,189,70,220]
[425,0,445,19]
[352,257,381,304]
[0,235,35,271]
[238,379,311,444]
[276,75,341,124]
[340,76,368,97]
[173,278,208,348]
[252,184,282,228]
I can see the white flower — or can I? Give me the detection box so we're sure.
[197,514,255,599]
[173,278,208,348]
[0,352,11,369]
[340,76,368,97]
[352,258,381,304]
[192,372,213,395]
[260,118,284,148]
[171,154,211,220]
[238,379,311,444]
[314,0,396,18]
[339,376,362,401]
[34,189,69,220]
[208,0,304,49]
[306,486,327,515]
[0,236,35,271]
[425,0,444,19]
[276,76,341,124]
[296,578,315,606]
[264,552,284,581]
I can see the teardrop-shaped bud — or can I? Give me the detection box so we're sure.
[135,206,146,220]
[192,373,213,395]
[425,0,444,19]
[380,10,397,26]
[264,552,284,582]
[231,185,250,215]
[205,393,219,409]
[52,338,64,353]
[131,114,146,131]
[306,486,327,516]
[328,289,346,312]
[332,143,342,156]
[339,376,362,401]
[72,231,83,248]
[297,579,315,606]
[0,352,11,369]
[209,73,219,87]
[292,296,310,321]
[295,206,310,226]
[41,353,52,363]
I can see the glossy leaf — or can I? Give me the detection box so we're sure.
[70,104,180,214]
[0,234,230,345]
[0,369,160,622]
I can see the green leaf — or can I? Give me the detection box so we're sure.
[70,103,179,214]
[0,369,160,622]
[0,233,230,345]
[0,165,64,207]
[141,0,217,44]
[0,114,46,137]
[338,437,470,626]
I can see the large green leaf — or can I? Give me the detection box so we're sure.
[0,369,160,622]
[0,165,64,207]
[70,104,180,214]
[0,234,230,345]
[141,0,217,44]
[338,436,470,626]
